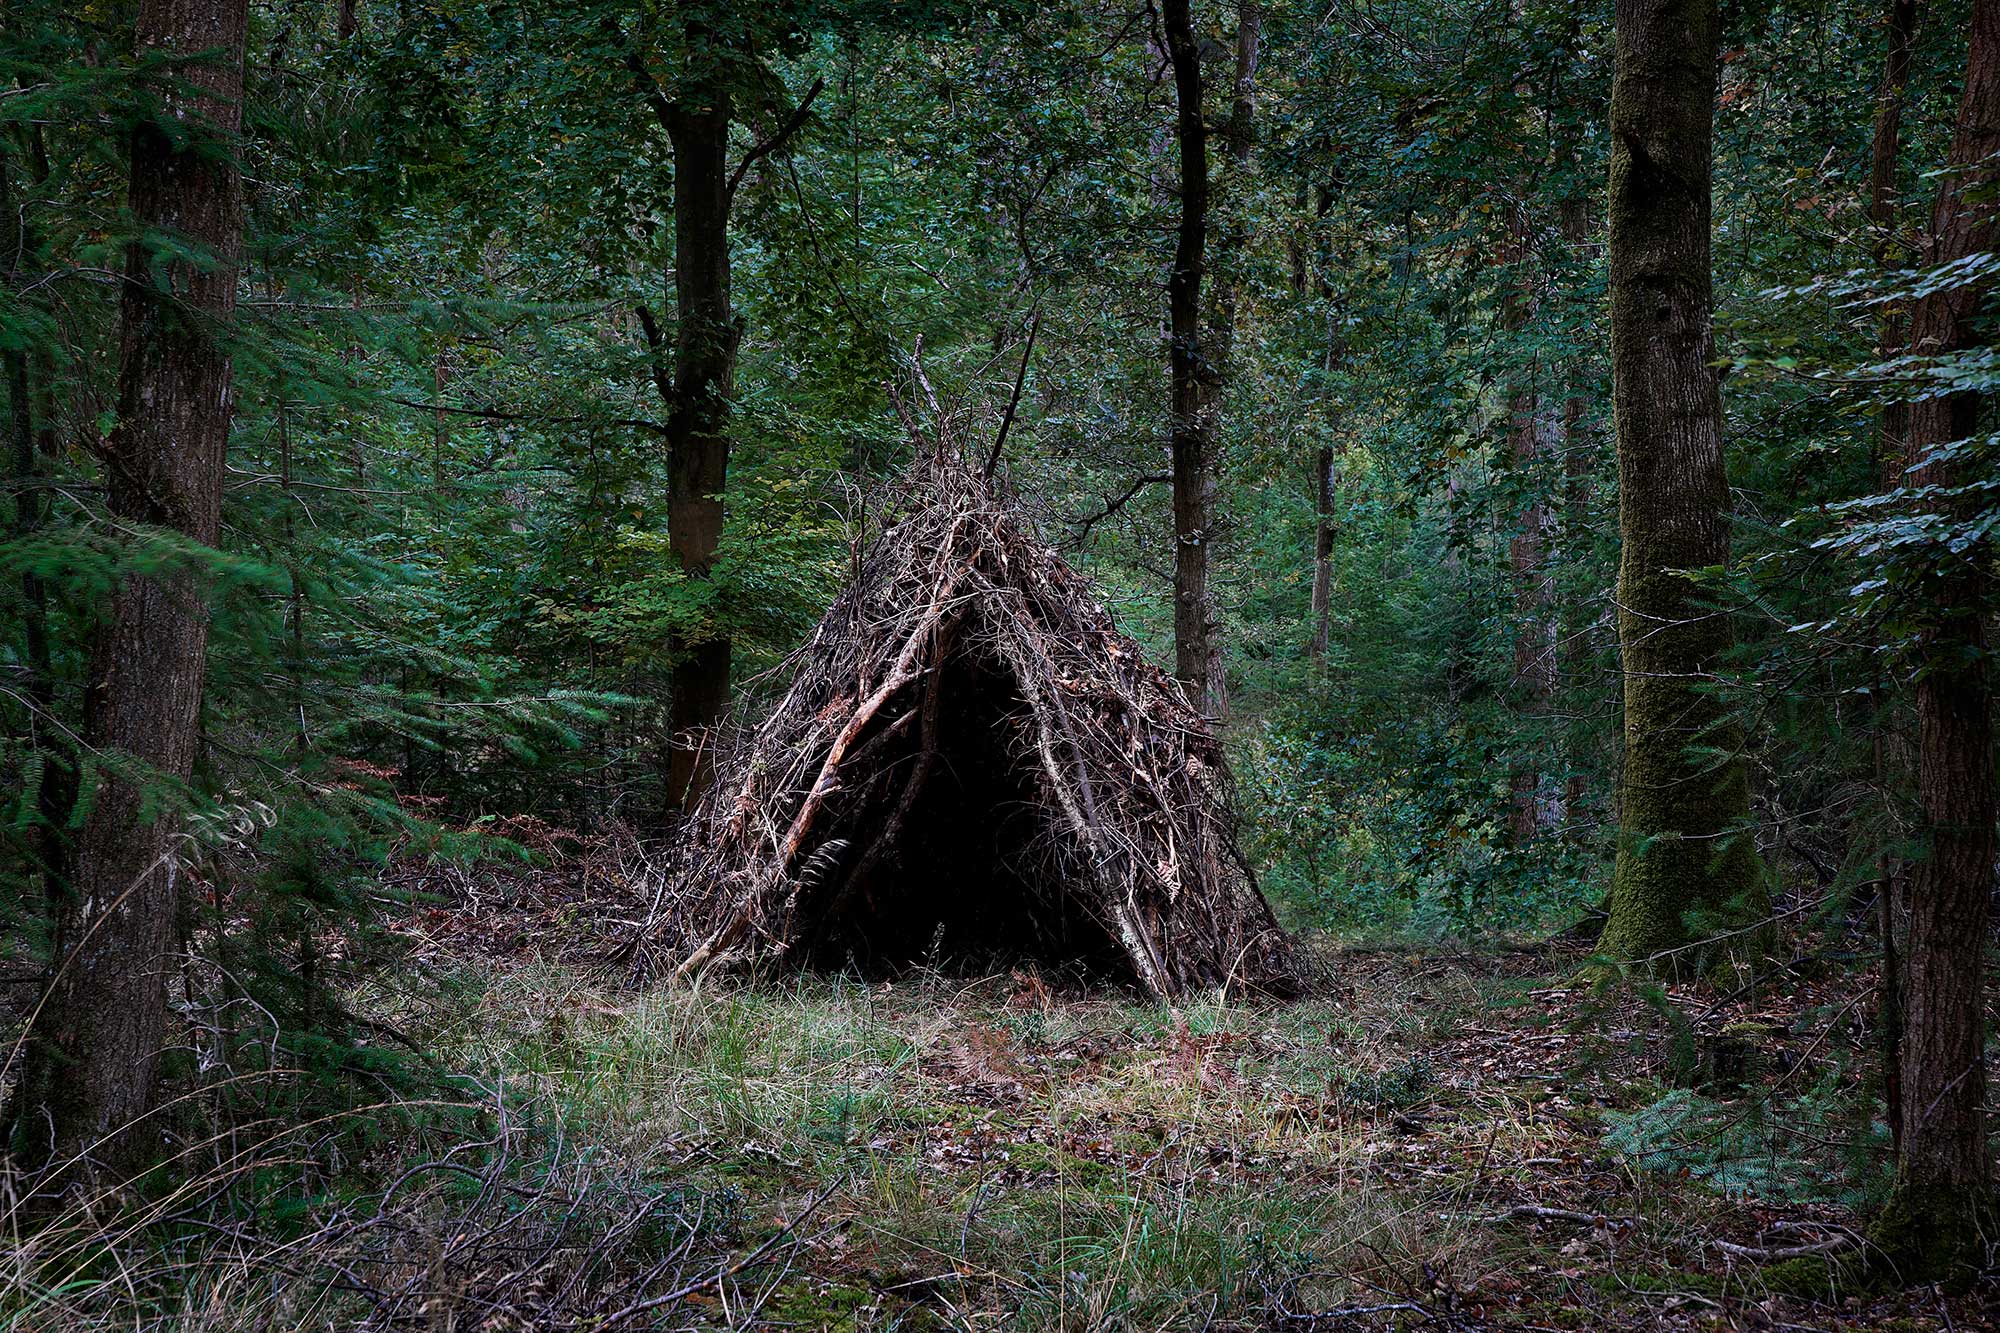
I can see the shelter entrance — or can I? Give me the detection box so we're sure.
[800,643,1128,980]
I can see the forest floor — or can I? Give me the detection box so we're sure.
[10,839,1997,1330]
[339,847,1998,1332]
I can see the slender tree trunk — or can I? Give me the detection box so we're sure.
[1868,0,1920,270]
[662,77,738,812]
[1307,200,1341,669]
[1508,421,1555,843]
[1309,444,1336,663]
[1211,0,1261,355]
[1163,0,1225,717]
[1873,0,1999,1273]
[1864,0,1920,1164]
[1504,211,1556,844]
[1,147,72,903]
[1597,0,1760,965]
[1556,193,1597,830]
[10,0,248,1184]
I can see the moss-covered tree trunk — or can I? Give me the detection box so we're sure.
[9,0,247,1185]
[1871,0,1999,1277]
[1597,0,1759,964]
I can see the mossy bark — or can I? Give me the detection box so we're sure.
[1597,0,1763,969]
[1867,1181,1994,1290]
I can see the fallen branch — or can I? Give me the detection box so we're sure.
[1278,1302,1434,1325]
[597,1174,847,1326]
[1473,1204,1639,1228]
[1713,1224,1862,1262]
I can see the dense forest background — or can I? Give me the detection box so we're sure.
[1,0,1997,1324]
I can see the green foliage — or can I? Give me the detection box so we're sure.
[1603,1080,1891,1209]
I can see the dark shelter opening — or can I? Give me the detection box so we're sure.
[799,643,1129,979]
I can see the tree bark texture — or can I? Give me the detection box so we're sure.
[662,76,739,814]
[1598,0,1760,964]
[1164,0,1226,718]
[10,0,248,1183]
[1875,0,1999,1272]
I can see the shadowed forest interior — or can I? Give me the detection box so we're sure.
[1,0,1998,1326]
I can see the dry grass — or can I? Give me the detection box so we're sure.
[3,943,1989,1329]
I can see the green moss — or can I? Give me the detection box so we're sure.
[1005,1140,1118,1187]
[1600,704,1768,975]
[1601,542,1769,975]
[1755,1255,1840,1300]
[765,1279,878,1330]
[1588,1267,1721,1299]
[1865,1179,1995,1292]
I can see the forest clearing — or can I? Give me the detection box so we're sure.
[3,0,1999,1326]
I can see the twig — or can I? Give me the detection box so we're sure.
[1072,471,1171,541]
[597,1174,846,1326]
[1712,1223,1863,1262]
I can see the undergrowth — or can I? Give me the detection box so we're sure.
[0,950,1972,1330]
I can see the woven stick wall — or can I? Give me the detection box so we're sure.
[643,458,1295,998]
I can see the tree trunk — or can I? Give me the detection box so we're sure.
[1867,0,1920,265]
[1597,0,1760,965]
[1309,444,1336,663]
[661,77,739,814]
[9,0,248,1185]
[1164,0,1225,717]
[1504,211,1556,844]
[1864,0,1920,1164]
[1210,0,1261,356]
[1508,418,1555,843]
[1308,212,1342,668]
[1,145,73,905]
[1873,0,1999,1275]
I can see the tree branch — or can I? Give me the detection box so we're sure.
[385,395,666,437]
[1072,471,1171,541]
[623,41,676,136]
[984,310,1041,479]
[635,302,674,405]
[727,77,825,201]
